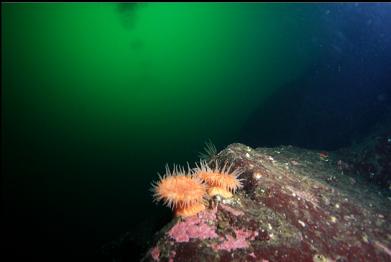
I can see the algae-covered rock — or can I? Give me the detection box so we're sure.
[142,142,391,261]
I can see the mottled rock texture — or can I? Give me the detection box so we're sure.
[337,130,391,190]
[143,143,391,262]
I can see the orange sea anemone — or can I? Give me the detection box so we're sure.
[151,164,207,217]
[194,160,244,198]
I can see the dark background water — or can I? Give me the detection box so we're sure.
[2,3,391,261]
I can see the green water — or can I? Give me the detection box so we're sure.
[2,3,320,258]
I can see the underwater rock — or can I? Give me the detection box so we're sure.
[338,131,391,190]
[142,143,391,262]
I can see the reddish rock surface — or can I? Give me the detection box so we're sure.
[142,143,391,262]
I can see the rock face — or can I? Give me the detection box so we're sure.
[142,143,391,262]
[337,130,391,190]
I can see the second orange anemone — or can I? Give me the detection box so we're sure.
[194,160,243,198]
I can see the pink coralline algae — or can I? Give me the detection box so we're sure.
[151,246,160,261]
[168,251,176,262]
[214,228,258,251]
[168,210,218,242]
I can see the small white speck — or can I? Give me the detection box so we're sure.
[245,153,250,158]
[362,234,369,243]
[298,220,306,227]
[222,198,233,205]
[254,173,262,180]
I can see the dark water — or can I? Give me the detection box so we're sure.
[2,3,391,261]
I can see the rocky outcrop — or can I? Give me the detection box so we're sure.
[142,143,391,262]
